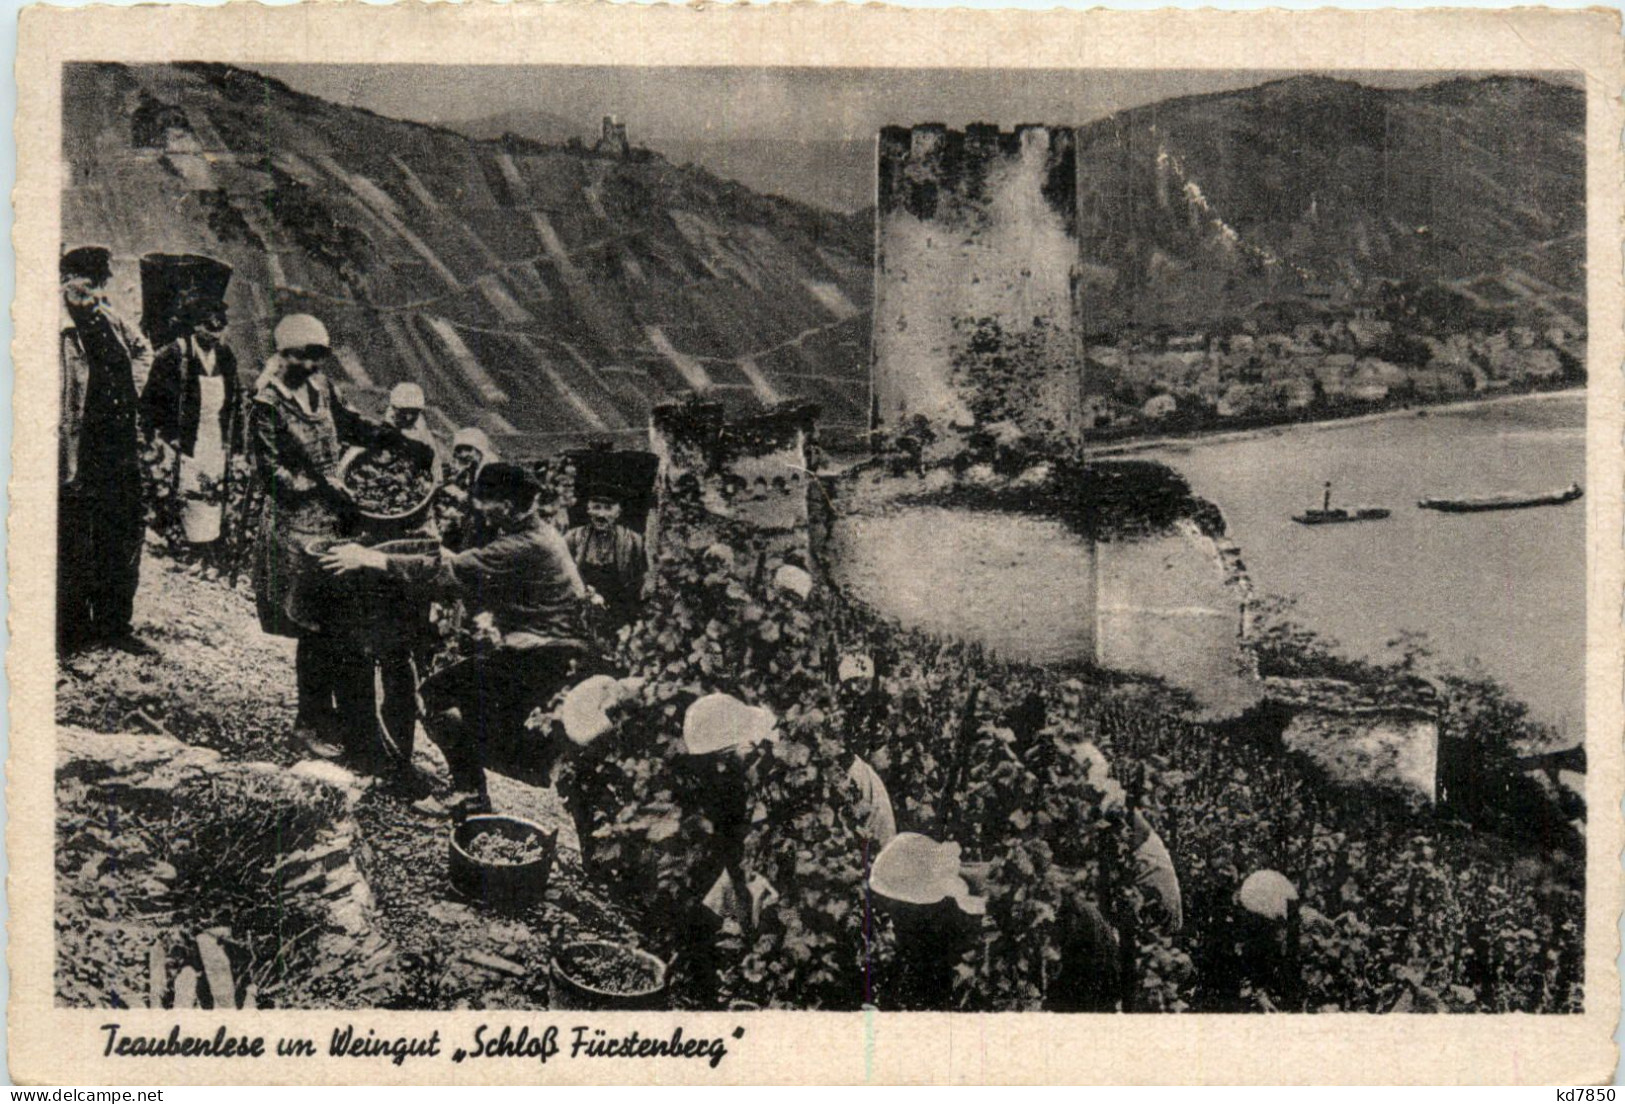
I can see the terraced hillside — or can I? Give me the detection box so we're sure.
[62,62,873,454]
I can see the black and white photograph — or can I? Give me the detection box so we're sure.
[19,6,1620,1080]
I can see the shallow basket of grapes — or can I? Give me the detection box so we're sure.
[448,814,559,912]
[550,941,668,1011]
[338,446,439,525]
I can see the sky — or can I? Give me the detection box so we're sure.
[251,65,1577,145]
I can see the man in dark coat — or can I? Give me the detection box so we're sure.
[58,246,149,652]
[321,463,592,816]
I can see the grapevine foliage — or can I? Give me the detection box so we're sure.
[547,424,1580,1014]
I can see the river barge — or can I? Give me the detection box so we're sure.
[1418,482,1583,513]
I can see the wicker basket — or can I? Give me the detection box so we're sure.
[550,941,668,1010]
[336,446,440,524]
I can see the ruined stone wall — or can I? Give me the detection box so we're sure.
[1265,677,1442,803]
[824,453,1259,716]
[1284,711,1439,804]
[647,400,817,567]
[653,398,1261,720]
[873,125,1082,433]
[1095,519,1260,718]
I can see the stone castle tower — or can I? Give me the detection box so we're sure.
[872,123,1084,437]
[595,115,630,158]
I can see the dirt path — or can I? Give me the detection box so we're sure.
[57,543,302,765]
[56,542,645,1009]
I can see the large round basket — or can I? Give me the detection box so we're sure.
[550,941,668,1011]
[449,814,559,913]
[336,447,440,525]
[300,536,441,650]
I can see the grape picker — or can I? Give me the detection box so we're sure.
[320,461,596,819]
[58,245,151,653]
[250,313,428,762]
[564,478,649,634]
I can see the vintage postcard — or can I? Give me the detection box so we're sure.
[9,1,1623,1086]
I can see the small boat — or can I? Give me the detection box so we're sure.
[1418,482,1583,513]
[1293,482,1391,526]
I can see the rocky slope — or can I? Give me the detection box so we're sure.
[55,553,641,1010]
[1073,75,1585,332]
[62,62,874,454]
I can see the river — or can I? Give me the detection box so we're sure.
[1131,392,1587,736]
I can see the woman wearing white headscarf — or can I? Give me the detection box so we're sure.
[251,314,408,761]
[435,425,498,552]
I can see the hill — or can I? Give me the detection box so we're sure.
[630,138,875,214]
[1073,75,1585,333]
[62,63,874,454]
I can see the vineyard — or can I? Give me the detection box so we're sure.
[75,407,1585,1015]
[544,427,1584,1013]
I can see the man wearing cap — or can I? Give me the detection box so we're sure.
[321,462,593,817]
[141,293,242,568]
[251,313,414,761]
[564,481,648,634]
[58,245,151,651]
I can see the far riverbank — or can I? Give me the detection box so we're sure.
[1088,387,1586,458]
